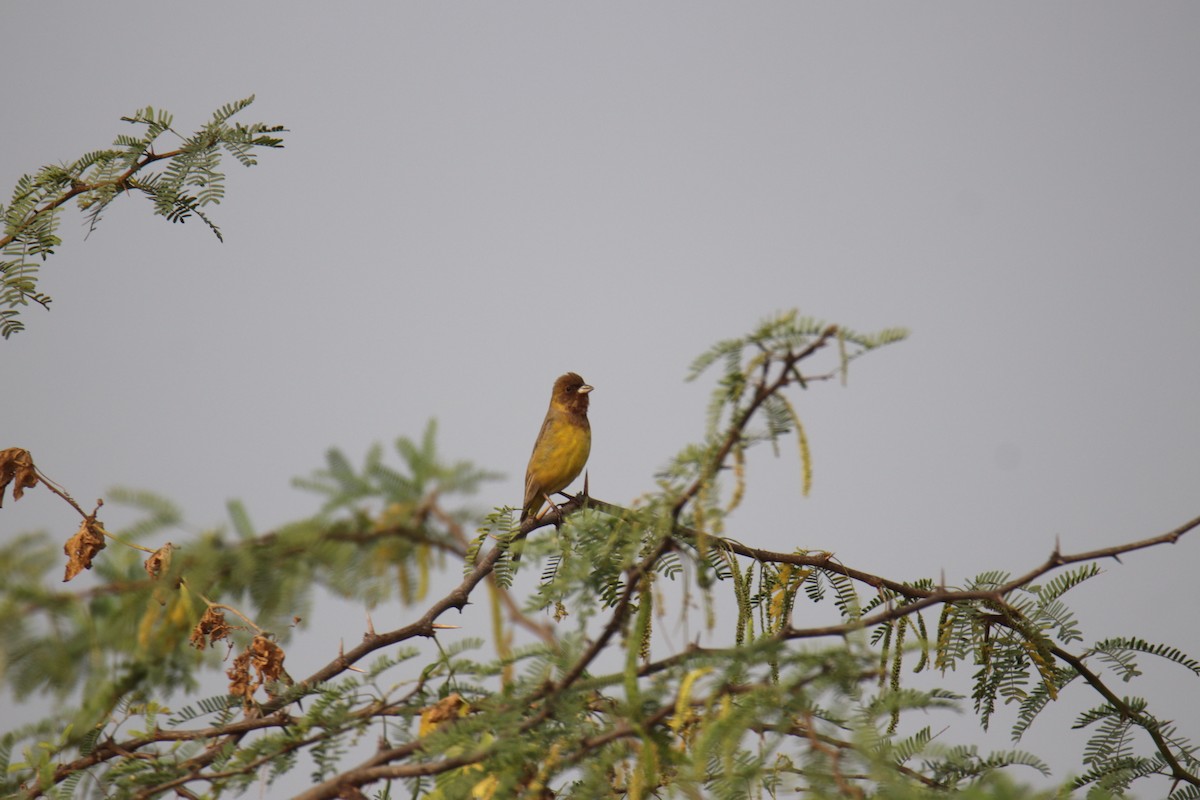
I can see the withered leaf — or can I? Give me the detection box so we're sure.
[144,542,175,579]
[227,648,253,702]
[251,634,286,687]
[227,634,287,705]
[63,516,106,581]
[189,606,231,650]
[0,447,39,507]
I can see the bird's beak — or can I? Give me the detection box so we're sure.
[578,384,594,394]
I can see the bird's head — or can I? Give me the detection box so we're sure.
[553,372,593,416]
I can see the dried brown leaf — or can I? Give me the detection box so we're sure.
[227,648,253,702]
[250,634,286,687]
[227,634,288,705]
[0,447,39,507]
[190,606,231,650]
[63,515,106,581]
[144,542,175,579]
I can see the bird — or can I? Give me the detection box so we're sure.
[513,372,593,559]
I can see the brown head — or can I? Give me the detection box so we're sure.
[551,372,593,417]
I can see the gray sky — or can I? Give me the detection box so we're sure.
[4,2,1199,793]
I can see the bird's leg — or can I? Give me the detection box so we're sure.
[541,492,564,526]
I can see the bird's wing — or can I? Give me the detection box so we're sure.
[522,412,558,516]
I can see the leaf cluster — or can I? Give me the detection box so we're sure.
[0,96,285,337]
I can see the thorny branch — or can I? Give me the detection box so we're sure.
[27,490,1198,799]
[0,148,183,255]
[13,334,1200,798]
[671,324,840,520]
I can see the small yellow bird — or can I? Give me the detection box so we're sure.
[521,372,593,525]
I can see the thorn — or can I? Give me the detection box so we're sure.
[365,610,376,636]
[336,640,366,672]
[583,471,589,503]
[432,623,460,630]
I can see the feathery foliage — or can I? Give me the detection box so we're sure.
[3,308,1199,799]
[3,309,1196,798]
[4,115,1200,797]
[0,96,284,338]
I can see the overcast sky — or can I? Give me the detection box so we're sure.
[3,2,1199,793]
